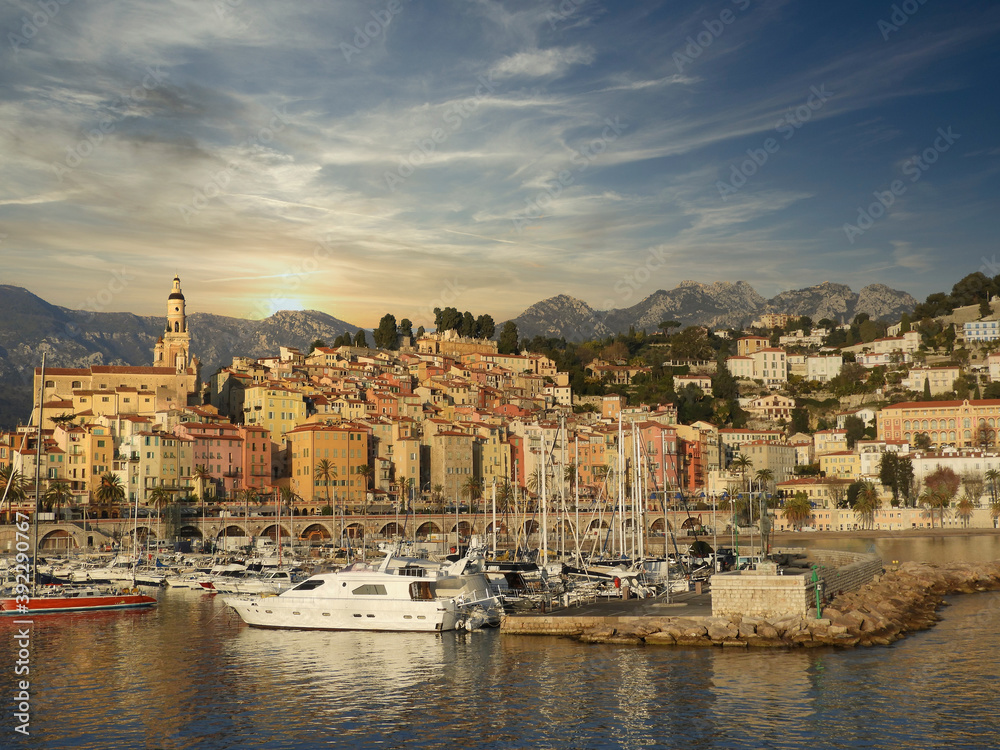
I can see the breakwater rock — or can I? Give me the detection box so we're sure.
[501,561,1000,648]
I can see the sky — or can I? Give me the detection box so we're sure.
[1,0,998,329]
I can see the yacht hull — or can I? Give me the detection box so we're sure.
[224,594,459,632]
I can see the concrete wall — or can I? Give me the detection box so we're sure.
[712,549,883,619]
[711,570,811,619]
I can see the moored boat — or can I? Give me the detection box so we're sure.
[0,584,157,615]
[224,547,502,632]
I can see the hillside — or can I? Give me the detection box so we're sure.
[0,285,362,427]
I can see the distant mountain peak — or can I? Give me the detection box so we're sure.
[508,279,915,342]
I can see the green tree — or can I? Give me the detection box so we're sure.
[955,492,975,528]
[844,415,866,449]
[475,314,495,340]
[398,318,413,338]
[783,491,813,529]
[923,377,932,399]
[923,466,960,527]
[462,477,483,515]
[45,480,71,517]
[711,361,740,402]
[899,313,911,334]
[353,330,368,348]
[94,471,125,517]
[498,321,519,354]
[373,313,398,349]
[879,452,902,506]
[854,481,881,530]
[0,466,27,520]
[459,311,477,337]
[755,468,774,495]
[308,339,326,353]
[790,408,811,434]
[986,468,1000,507]
[315,459,337,514]
[913,432,932,450]
[732,454,753,494]
[148,486,171,540]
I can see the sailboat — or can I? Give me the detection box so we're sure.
[0,355,156,616]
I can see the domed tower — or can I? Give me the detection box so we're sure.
[153,275,192,372]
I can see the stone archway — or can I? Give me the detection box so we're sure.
[260,524,291,541]
[379,522,404,537]
[415,522,441,539]
[301,523,332,542]
[40,529,75,551]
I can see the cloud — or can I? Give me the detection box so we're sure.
[489,46,595,79]
[891,241,934,272]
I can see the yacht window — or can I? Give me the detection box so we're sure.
[410,581,434,601]
[352,584,387,596]
[291,579,326,591]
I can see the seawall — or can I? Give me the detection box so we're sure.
[501,561,1000,648]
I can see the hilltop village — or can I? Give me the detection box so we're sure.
[6,274,1000,540]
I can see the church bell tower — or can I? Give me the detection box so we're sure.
[153,275,192,372]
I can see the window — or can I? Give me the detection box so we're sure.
[352,584,387,596]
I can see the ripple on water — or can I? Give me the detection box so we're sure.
[3,589,1000,748]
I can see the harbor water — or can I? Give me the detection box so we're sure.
[2,535,999,749]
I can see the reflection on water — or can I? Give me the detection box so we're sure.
[782,532,1000,563]
[2,588,1000,748]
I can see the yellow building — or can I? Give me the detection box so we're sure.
[243,384,307,442]
[819,451,861,481]
[287,423,371,512]
[877,399,1000,448]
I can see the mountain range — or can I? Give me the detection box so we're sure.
[0,280,916,427]
[508,281,917,341]
[0,285,362,428]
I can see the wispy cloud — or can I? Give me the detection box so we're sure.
[0,0,996,325]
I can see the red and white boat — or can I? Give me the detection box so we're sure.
[0,585,157,615]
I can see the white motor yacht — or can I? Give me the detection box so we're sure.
[224,547,502,632]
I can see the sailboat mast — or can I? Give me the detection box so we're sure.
[617,413,624,558]
[540,431,547,565]
[32,354,45,595]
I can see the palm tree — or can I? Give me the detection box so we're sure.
[755,468,774,494]
[854,480,881,530]
[45,481,71,519]
[356,464,374,517]
[462,477,483,515]
[432,484,445,514]
[955,491,975,529]
[918,486,949,529]
[0,466,27,522]
[496,480,514,514]
[192,464,210,530]
[526,467,542,498]
[399,477,415,512]
[732,454,753,493]
[314,459,337,517]
[986,468,1000,507]
[990,490,1000,523]
[94,471,125,518]
[148,486,171,542]
[782,492,813,530]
